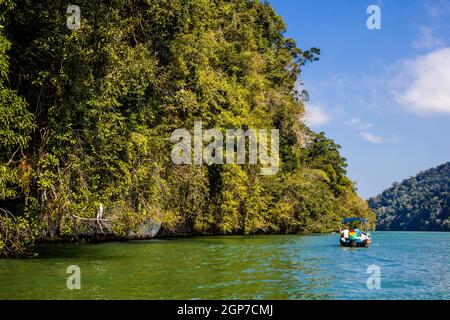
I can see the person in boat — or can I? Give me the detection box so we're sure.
[355,227,361,238]
[348,228,357,240]
[341,227,349,240]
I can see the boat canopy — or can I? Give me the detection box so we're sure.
[341,217,368,224]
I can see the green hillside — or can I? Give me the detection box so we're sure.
[369,162,450,231]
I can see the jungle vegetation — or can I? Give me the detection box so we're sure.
[0,0,374,256]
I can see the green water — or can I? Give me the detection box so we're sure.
[0,232,449,299]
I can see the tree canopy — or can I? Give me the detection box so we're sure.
[0,0,374,256]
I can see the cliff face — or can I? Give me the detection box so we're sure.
[369,163,450,231]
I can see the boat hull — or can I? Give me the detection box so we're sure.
[340,238,369,247]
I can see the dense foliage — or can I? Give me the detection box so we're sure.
[0,0,373,256]
[369,162,450,231]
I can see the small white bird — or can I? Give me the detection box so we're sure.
[96,203,104,220]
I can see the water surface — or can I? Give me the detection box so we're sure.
[0,232,448,299]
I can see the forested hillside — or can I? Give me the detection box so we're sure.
[0,0,373,256]
[369,163,450,231]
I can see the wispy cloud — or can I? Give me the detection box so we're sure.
[345,117,372,131]
[359,132,399,144]
[395,47,450,114]
[412,26,444,49]
[301,74,346,99]
[359,132,384,144]
[345,117,398,144]
[302,103,330,127]
[424,0,450,17]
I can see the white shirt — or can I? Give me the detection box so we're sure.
[342,229,349,239]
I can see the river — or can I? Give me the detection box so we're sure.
[0,232,449,299]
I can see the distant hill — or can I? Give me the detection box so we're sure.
[369,162,450,231]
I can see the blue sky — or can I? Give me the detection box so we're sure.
[271,0,450,198]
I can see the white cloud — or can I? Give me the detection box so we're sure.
[395,47,450,114]
[412,26,444,49]
[345,117,372,131]
[359,132,384,144]
[303,103,330,127]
